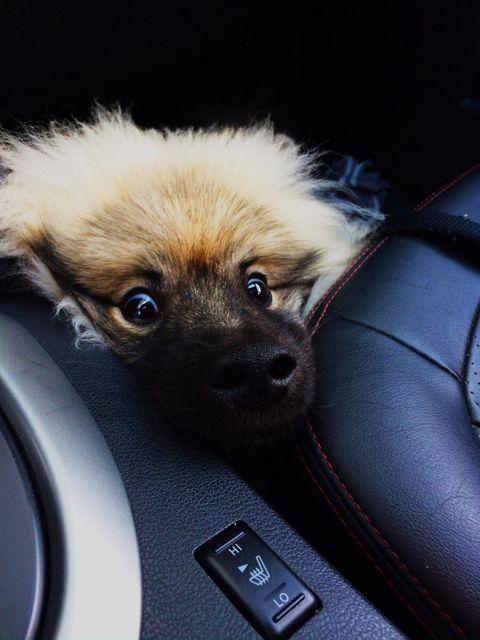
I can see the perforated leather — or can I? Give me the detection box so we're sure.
[465,314,480,427]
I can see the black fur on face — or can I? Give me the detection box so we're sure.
[28,224,318,450]
[119,272,315,450]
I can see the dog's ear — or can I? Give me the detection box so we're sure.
[0,150,103,347]
[0,119,85,299]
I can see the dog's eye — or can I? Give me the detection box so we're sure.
[245,273,272,306]
[121,290,160,325]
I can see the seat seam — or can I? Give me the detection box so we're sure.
[335,315,461,382]
[304,420,466,638]
[305,239,387,327]
[414,164,480,212]
[310,238,389,334]
[307,164,480,333]
[296,446,439,640]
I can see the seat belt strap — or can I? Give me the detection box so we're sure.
[384,210,480,249]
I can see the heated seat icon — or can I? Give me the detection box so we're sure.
[248,555,270,587]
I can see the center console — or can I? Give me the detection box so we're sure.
[0,293,404,639]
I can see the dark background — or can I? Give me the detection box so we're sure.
[2,1,480,200]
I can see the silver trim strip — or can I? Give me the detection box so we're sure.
[0,314,142,640]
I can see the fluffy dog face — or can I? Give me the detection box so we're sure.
[0,112,366,447]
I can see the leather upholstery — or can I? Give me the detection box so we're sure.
[299,164,480,639]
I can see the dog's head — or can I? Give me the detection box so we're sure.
[0,112,363,447]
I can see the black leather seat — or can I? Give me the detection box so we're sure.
[298,165,480,639]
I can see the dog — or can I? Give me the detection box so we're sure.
[0,109,375,449]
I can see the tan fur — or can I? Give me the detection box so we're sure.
[0,109,380,445]
[0,109,367,346]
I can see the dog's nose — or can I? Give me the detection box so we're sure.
[208,343,297,409]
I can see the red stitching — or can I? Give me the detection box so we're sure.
[305,421,466,638]
[305,240,385,327]
[297,446,438,640]
[302,167,480,637]
[414,163,480,212]
[311,238,388,335]
[307,162,480,331]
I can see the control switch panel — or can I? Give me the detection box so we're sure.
[195,521,321,638]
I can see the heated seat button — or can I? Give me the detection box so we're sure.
[195,521,321,639]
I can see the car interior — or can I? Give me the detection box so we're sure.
[1,2,480,638]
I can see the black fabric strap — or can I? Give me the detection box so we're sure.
[384,210,480,249]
